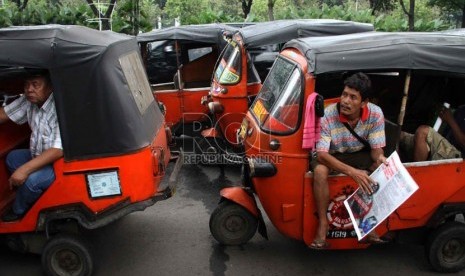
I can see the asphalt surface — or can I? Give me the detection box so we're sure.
[0,162,461,276]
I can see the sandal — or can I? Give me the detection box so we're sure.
[309,239,330,250]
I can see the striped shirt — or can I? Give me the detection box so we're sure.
[5,94,62,157]
[316,102,385,154]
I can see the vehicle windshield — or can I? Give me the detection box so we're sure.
[251,56,302,134]
[214,41,241,85]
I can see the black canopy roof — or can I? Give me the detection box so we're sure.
[0,25,163,161]
[284,31,465,75]
[237,19,374,48]
[137,23,237,46]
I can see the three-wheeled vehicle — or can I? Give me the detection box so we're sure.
[137,24,237,134]
[210,31,465,272]
[203,20,374,152]
[0,25,182,276]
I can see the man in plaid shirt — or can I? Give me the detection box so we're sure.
[0,70,63,222]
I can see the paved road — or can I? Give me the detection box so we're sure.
[0,163,459,275]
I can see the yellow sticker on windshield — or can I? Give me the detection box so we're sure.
[253,100,268,123]
[219,70,240,84]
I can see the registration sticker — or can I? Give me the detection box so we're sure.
[238,119,248,141]
[86,170,122,199]
[252,100,269,123]
[219,70,240,84]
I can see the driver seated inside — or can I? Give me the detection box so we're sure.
[0,70,63,222]
[400,105,465,162]
[310,72,388,249]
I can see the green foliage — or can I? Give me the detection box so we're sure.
[163,0,208,25]
[428,0,465,27]
[0,0,458,33]
[194,8,242,24]
[0,3,16,27]
[111,0,158,34]
[0,0,93,27]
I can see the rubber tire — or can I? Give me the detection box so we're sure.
[209,201,258,245]
[42,234,93,276]
[426,222,465,273]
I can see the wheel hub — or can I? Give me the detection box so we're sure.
[52,248,83,275]
[443,238,465,263]
[225,215,245,233]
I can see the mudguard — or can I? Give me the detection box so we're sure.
[219,186,268,239]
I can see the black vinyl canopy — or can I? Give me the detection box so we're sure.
[237,19,374,48]
[137,23,237,46]
[284,31,465,75]
[0,25,163,161]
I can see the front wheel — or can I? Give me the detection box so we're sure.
[426,222,465,273]
[42,234,93,276]
[209,201,258,245]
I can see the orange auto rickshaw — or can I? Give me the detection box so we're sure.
[0,25,182,276]
[202,20,374,156]
[210,31,465,273]
[137,24,237,135]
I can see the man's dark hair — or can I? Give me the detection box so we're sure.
[25,68,51,86]
[344,72,371,100]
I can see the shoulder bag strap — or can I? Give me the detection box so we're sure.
[337,103,371,150]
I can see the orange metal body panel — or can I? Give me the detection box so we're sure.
[215,96,248,145]
[387,162,465,230]
[0,126,169,233]
[210,36,262,146]
[154,89,209,127]
[220,187,258,217]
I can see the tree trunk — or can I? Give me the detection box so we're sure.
[13,0,28,10]
[85,0,117,30]
[408,0,415,31]
[369,0,376,8]
[462,3,465,28]
[241,0,253,19]
[133,0,140,35]
[399,0,415,31]
[268,0,275,21]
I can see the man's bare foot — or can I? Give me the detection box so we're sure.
[360,232,389,244]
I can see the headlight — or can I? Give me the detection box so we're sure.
[248,157,277,178]
[208,101,224,114]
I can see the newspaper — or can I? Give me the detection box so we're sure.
[343,151,419,240]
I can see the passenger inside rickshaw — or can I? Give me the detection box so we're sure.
[0,77,30,215]
[314,71,465,163]
[0,68,63,222]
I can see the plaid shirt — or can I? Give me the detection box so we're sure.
[316,102,385,154]
[5,94,62,157]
